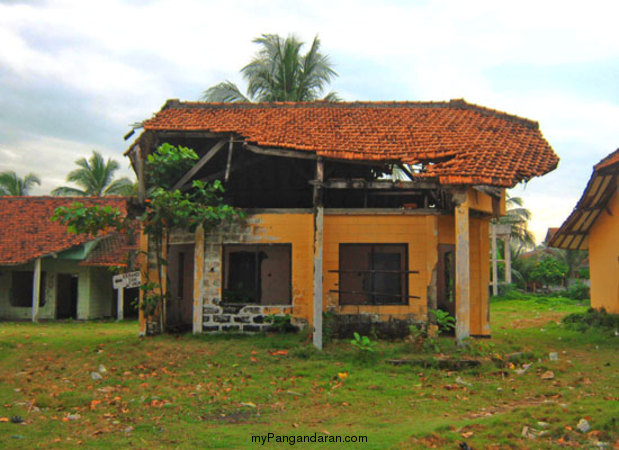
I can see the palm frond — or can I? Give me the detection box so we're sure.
[53,151,128,197]
[202,81,250,103]
[103,177,134,196]
[51,186,87,197]
[0,171,41,195]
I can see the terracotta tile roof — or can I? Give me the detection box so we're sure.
[0,197,129,265]
[80,232,137,267]
[594,148,619,172]
[549,149,618,250]
[142,99,559,187]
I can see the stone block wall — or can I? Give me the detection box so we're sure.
[202,304,296,333]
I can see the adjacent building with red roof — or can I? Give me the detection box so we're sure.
[0,197,136,321]
[128,99,558,343]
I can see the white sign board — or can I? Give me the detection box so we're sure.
[113,271,141,289]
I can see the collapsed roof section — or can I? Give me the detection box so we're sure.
[137,99,558,188]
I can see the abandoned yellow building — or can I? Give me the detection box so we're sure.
[550,149,619,314]
[126,99,558,346]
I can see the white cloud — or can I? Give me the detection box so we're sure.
[0,0,617,243]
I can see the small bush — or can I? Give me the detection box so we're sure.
[566,280,590,300]
[562,307,619,333]
[265,314,297,333]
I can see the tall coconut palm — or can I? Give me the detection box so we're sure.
[498,195,535,251]
[51,151,133,197]
[0,171,41,196]
[202,34,339,103]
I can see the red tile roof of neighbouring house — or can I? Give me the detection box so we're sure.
[550,149,619,250]
[0,197,131,265]
[80,232,136,267]
[140,99,559,187]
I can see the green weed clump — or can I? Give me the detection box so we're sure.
[562,307,619,333]
[565,280,590,300]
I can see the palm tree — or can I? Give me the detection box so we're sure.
[499,195,535,251]
[202,34,339,103]
[51,151,133,197]
[0,171,41,196]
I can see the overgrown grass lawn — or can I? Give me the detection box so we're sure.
[1,297,617,448]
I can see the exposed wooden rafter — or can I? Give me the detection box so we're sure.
[171,139,227,191]
[311,179,439,190]
[245,143,317,160]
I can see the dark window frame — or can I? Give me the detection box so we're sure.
[10,271,46,307]
[337,243,410,306]
[222,243,292,305]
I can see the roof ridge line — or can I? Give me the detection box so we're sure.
[160,98,539,129]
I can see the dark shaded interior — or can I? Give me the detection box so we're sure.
[223,244,292,305]
[56,273,78,319]
[11,271,46,307]
[155,136,446,210]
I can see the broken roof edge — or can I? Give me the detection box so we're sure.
[157,97,541,130]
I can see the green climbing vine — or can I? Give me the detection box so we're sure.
[52,143,244,333]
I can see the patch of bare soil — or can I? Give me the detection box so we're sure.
[508,313,565,329]
[465,397,557,419]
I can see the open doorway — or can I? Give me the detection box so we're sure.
[166,244,194,331]
[57,274,78,319]
[437,244,456,327]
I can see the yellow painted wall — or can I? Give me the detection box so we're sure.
[437,214,491,336]
[246,212,491,332]
[588,189,619,313]
[141,210,492,334]
[466,188,506,216]
[243,214,315,323]
[322,214,439,321]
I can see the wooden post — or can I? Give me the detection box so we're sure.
[138,228,148,337]
[117,288,124,321]
[193,225,205,334]
[31,258,41,323]
[224,135,234,183]
[137,144,145,204]
[312,158,324,350]
[455,196,470,343]
[504,236,512,284]
[491,223,498,296]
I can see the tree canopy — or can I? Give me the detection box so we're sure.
[202,34,339,103]
[0,170,41,196]
[51,151,134,197]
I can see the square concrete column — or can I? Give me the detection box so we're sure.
[31,257,41,323]
[193,225,205,334]
[455,201,470,343]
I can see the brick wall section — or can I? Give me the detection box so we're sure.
[197,215,309,333]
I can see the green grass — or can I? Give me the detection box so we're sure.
[0,298,617,449]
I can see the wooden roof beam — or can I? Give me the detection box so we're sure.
[311,179,439,190]
[171,139,227,191]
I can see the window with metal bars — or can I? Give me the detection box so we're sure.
[335,243,414,305]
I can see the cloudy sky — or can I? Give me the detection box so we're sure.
[1,0,617,242]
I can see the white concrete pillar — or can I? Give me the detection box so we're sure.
[32,258,41,323]
[117,288,124,321]
[491,223,498,296]
[504,236,512,284]
[192,225,205,334]
[312,206,324,350]
[455,202,470,343]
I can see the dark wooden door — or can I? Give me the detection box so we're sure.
[56,274,78,319]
